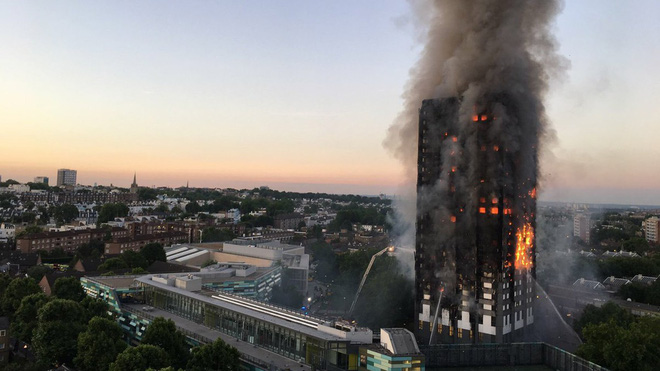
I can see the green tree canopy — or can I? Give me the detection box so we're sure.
[53,204,79,225]
[1,277,41,316]
[75,317,128,371]
[99,257,128,272]
[33,299,87,366]
[140,243,166,266]
[27,265,54,282]
[97,203,130,225]
[53,276,86,302]
[577,316,660,371]
[201,227,236,242]
[573,301,635,338]
[187,338,241,371]
[10,293,50,343]
[81,296,111,322]
[141,317,189,369]
[120,250,148,269]
[110,344,170,371]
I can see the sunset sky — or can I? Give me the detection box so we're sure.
[1,1,660,204]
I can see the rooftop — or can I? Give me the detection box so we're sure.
[135,274,368,342]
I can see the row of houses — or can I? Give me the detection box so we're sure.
[572,274,659,293]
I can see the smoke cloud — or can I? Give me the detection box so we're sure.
[386,1,568,280]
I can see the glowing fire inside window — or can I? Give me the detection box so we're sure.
[472,115,479,122]
[481,115,487,121]
[450,216,456,223]
[491,207,499,215]
[479,207,486,214]
[515,223,534,270]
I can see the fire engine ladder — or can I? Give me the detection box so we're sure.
[348,246,390,316]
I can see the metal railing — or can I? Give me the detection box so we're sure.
[420,342,608,371]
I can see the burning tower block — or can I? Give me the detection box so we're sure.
[415,98,536,344]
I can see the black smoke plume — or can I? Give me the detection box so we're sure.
[386,0,567,277]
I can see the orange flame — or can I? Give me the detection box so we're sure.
[515,223,534,270]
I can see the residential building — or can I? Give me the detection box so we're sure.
[33,176,49,185]
[17,227,129,253]
[0,223,15,243]
[56,168,77,186]
[415,98,536,344]
[8,184,30,193]
[644,216,660,243]
[104,232,188,254]
[573,213,590,243]
[274,213,304,229]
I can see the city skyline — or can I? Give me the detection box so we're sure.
[2,1,660,204]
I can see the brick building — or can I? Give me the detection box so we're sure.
[17,227,129,253]
[104,231,188,254]
[273,213,304,229]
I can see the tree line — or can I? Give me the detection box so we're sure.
[0,273,240,370]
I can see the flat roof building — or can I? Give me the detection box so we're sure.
[56,168,77,187]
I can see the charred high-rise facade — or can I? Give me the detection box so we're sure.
[415,97,536,344]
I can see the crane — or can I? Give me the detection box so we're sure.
[348,246,393,316]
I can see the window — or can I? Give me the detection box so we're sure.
[0,330,5,336]
[449,326,453,336]
[457,328,462,338]
[419,321,423,330]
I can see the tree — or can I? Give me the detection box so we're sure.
[1,277,41,316]
[11,293,50,343]
[137,187,158,201]
[577,316,660,371]
[81,296,111,322]
[33,299,87,366]
[27,265,54,282]
[622,237,650,254]
[141,317,189,369]
[76,239,105,258]
[140,243,166,265]
[201,227,236,242]
[573,301,634,338]
[120,250,148,269]
[185,201,202,213]
[97,203,129,225]
[75,317,127,371]
[187,338,241,371]
[53,204,79,225]
[109,344,170,371]
[53,276,86,302]
[99,257,128,272]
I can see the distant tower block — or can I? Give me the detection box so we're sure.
[56,169,77,187]
[415,98,536,345]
